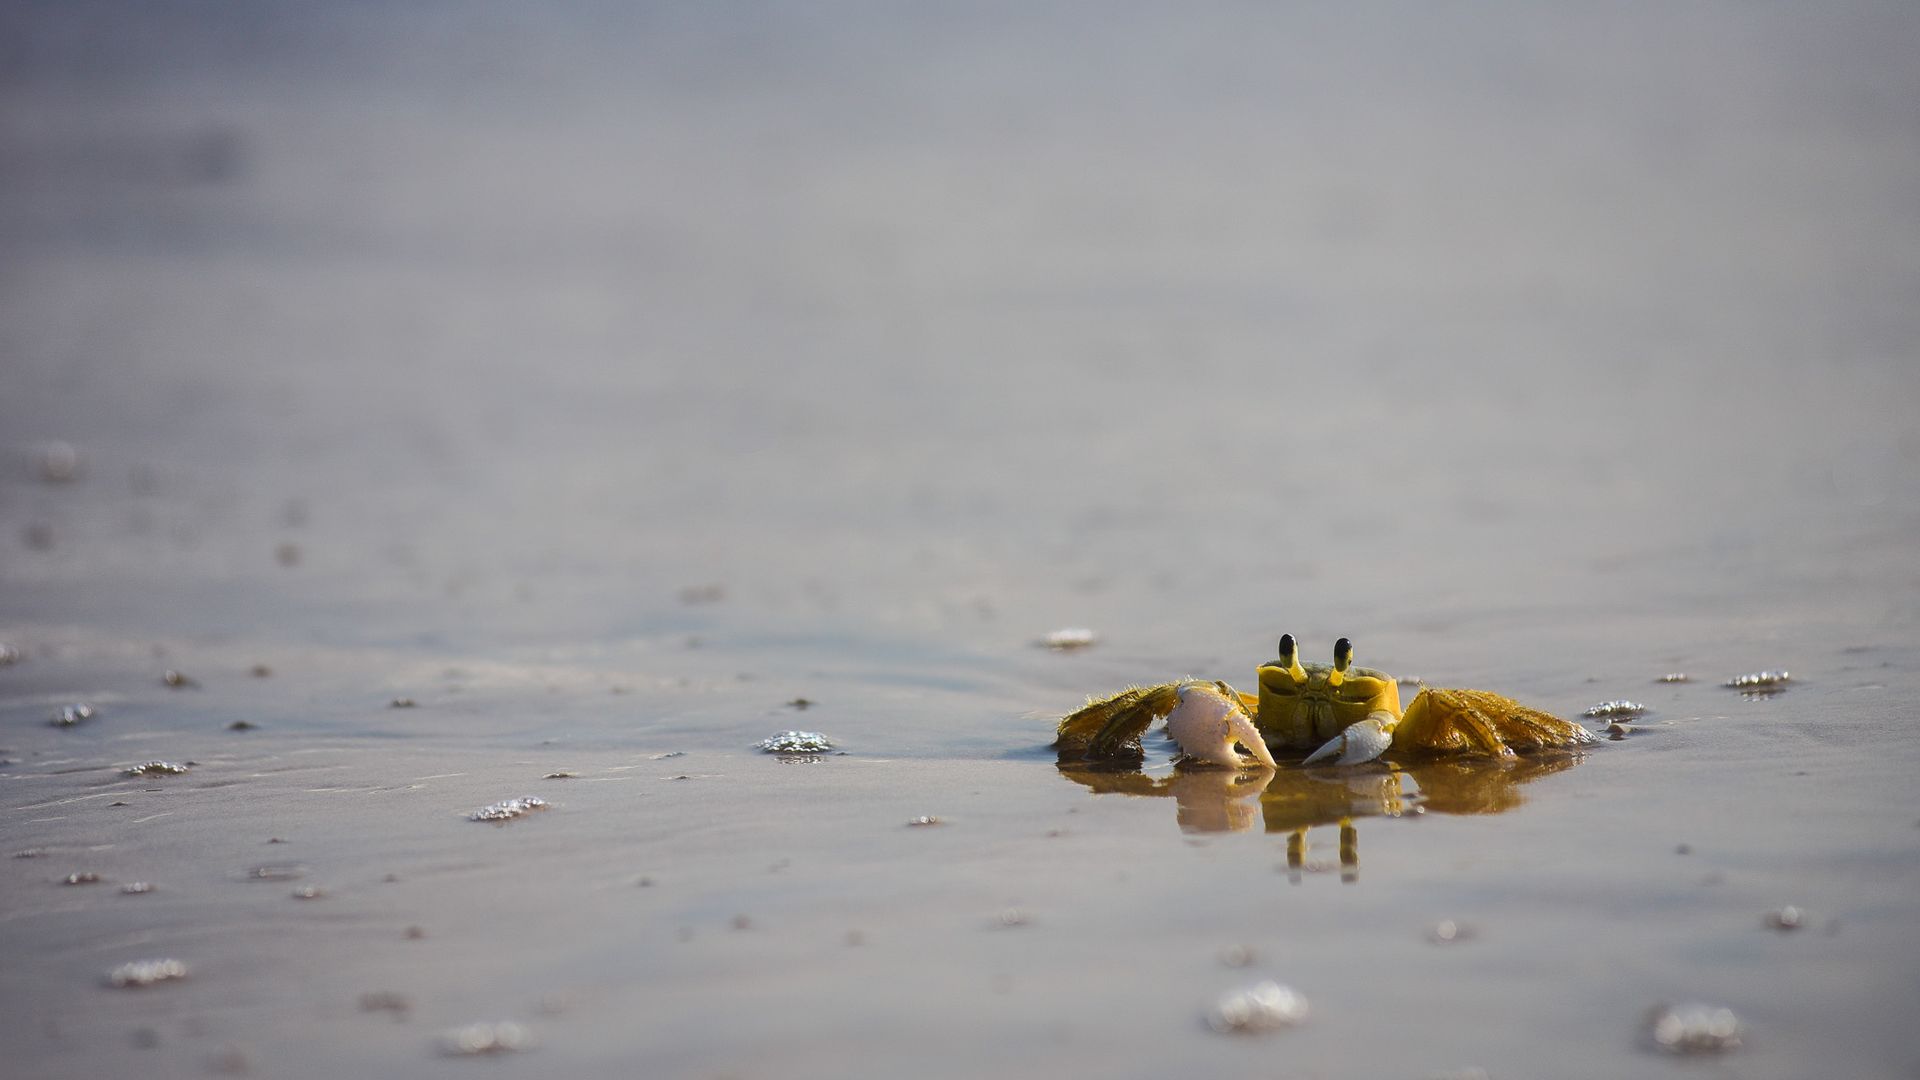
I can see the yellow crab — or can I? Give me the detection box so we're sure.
[1054,634,1593,768]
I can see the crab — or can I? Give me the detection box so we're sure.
[1054,635,1594,768]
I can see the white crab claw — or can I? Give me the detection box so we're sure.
[1302,713,1395,766]
[1165,684,1278,768]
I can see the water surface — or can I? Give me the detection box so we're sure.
[3,4,1918,1077]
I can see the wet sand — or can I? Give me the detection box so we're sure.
[4,5,1919,1077]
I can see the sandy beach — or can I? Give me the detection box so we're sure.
[4,4,1919,1077]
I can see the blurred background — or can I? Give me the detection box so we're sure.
[5,8,1920,1078]
[3,0,1917,672]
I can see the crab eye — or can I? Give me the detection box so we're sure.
[1333,637,1353,671]
[1277,634,1296,662]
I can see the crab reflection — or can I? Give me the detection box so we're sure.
[1057,750,1585,880]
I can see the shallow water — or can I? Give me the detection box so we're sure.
[4,4,1919,1078]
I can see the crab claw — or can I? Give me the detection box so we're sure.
[1303,712,1396,766]
[1165,683,1277,768]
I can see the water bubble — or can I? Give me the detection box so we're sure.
[107,959,189,988]
[469,796,549,822]
[121,882,156,895]
[906,816,943,827]
[1206,980,1309,1034]
[51,703,95,727]
[1656,672,1689,683]
[1041,627,1098,650]
[0,642,20,666]
[1724,670,1790,694]
[1427,919,1475,944]
[161,669,197,688]
[758,731,833,754]
[1763,905,1803,931]
[437,1021,531,1056]
[1646,1002,1742,1054]
[63,871,103,885]
[1583,700,1647,719]
[124,761,190,777]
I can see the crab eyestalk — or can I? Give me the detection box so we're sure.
[1277,633,1307,684]
[1328,637,1354,688]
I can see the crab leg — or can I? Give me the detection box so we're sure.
[1394,688,1594,756]
[1053,683,1186,761]
[1306,687,1595,764]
